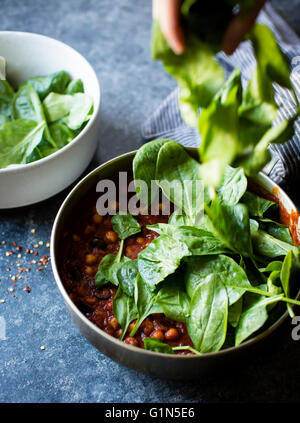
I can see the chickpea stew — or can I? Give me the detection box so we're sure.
[59,140,300,356]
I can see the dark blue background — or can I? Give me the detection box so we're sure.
[0,0,300,403]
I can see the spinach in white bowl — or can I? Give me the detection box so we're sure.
[0,65,93,169]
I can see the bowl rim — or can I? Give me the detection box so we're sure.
[0,30,101,174]
[51,148,299,360]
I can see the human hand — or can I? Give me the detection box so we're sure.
[152,0,267,55]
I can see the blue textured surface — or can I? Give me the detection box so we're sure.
[1,0,300,403]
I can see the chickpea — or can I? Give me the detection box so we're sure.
[85,266,95,276]
[124,337,139,347]
[150,329,164,341]
[142,320,154,336]
[136,237,145,245]
[125,246,135,256]
[104,230,118,243]
[93,214,103,224]
[85,253,97,265]
[109,316,119,330]
[128,321,137,333]
[84,225,95,235]
[164,328,179,341]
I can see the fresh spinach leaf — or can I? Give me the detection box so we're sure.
[199,68,242,188]
[156,275,190,323]
[65,78,84,94]
[111,213,141,240]
[137,234,189,290]
[43,92,93,130]
[228,297,243,328]
[49,122,74,149]
[206,197,252,257]
[259,218,293,245]
[130,275,164,336]
[144,338,174,354]
[187,274,228,353]
[112,287,138,340]
[0,119,46,168]
[147,223,229,256]
[235,293,283,346]
[20,70,71,99]
[280,248,300,317]
[152,20,224,127]
[132,138,170,206]
[156,141,203,224]
[251,229,295,258]
[185,255,254,306]
[116,259,139,297]
[95,240,129,288]
[13,84,55,148]
[217,165,247,206]
[0,80,14,119]
[241,191,277,218]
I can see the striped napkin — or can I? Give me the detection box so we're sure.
[142,3,300,186]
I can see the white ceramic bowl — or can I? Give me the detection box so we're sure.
[0,31,101,209]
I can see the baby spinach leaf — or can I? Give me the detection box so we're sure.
[280,248,300,317]
[113,287,138,340]
[238,66,277,128]
[250,24,292,91]
[111,213,141,240]
[259,218,293,245]
[185,255,253,306]
[156,275,190,323]
[251,229,295,258]
[13,84,56,148]
[49,122,74,149]
[152,21,224,127]
[65,78,84,94]
[241,191,277,218]
[43,92,93,130]
[239,117,298,176]
[138,234,189,289]
[0,119,46,168]
[144,338,174,354]
[260,261,283,273]
[217,165,247,206]
[168,209,194,226]
[228,297,243,328]
[206,197,252,257]
[199,68,242,188]
[95,240,129,288]
[156,141,203,225]
[147,223,229,256]
[116,259,139,297]
[0,80,14,119]
[187,274,228,353]
[130,275,164,336]
[235,293,283,346]
[132,138,170,206]
[20,70,71,99]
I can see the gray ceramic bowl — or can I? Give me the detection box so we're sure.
[50,148,300,380]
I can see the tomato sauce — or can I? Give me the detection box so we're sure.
[59,194,194,354]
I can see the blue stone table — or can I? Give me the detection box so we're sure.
[1,0,300,403]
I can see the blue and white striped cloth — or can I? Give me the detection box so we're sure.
[142,3,300,186]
